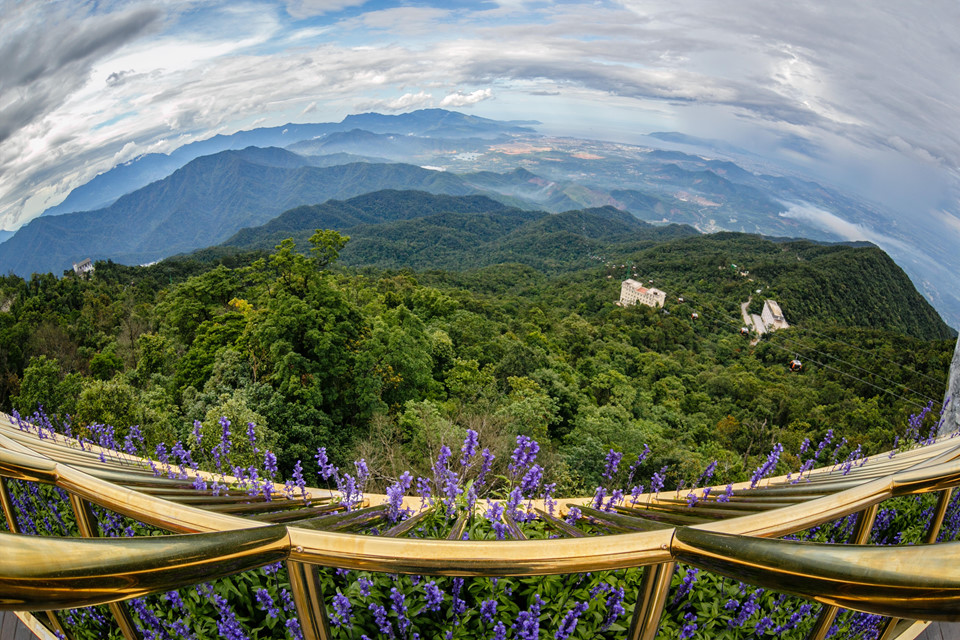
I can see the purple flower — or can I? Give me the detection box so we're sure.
[451,577,466,619]
[485,500,508,540]
[755,615,774,635]
[512,593,544,640]
[357,577,374,598]
[460,429,479,467]
[520,464,543,496]
[264,451,278,478]
[604,489,623,512]
[555,601,589,639]
[355,458,369,485]
[164,590,185,611]
[650,466,668,494]
[291,461,308,501]
[592,486,606,510]
[480,599,497,623]
[543,482,557,516]
[386,478,410,523]
[601,586,625,631]
[672,567,699,604]
[246,421,258,454]
[509,435,540,477]
[315,447,338,482]
[750,443,784,488]
[602,449,623,483]
[565,506,582,526]
[369,603,392,637]
[728,589,763,628]
[696,460,718,487]
[506,486,524,521]
[422,581,444,613]
[627,444,651,484]
[255,588,279,619]
[815,429,834,459]
[476,448,495,487]
[680,612,698,639]
[285,618,303,640]
[415,476,433,508]
[212,592,248,640]
[389,588,410,635]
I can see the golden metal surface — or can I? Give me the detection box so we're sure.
[628,562,675,640]
[0,477,18,534]
[0,526,289,610]
[672,527,960,621]
[286,561,331,640]
[5,413,960,639]
[925,488,953,544]
[806,504,879,640]
[45,611,70,640]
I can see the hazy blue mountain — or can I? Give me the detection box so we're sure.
[287,129,492,160]
[338,109,537,138]
[0,150,485,276]
[40,109,534,217]
[458,168,583,212]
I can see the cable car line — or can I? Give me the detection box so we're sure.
[676,292,947,406]
[758,339,937,411]
[766,334,943,406]
[793,324,947,386]
[677,298,944,410]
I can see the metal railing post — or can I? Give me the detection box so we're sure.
[68,494,141,640]
[0,478,19,533]
[806,504,878,640]
[286,561,332,640]
[628,561,676,640]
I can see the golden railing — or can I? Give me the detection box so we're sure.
[2,413,960,640]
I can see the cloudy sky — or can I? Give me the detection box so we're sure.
[3,0,960,242]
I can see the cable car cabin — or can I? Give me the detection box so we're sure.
[691,312,699,320]
[677,297,685,303]
[789,359,803,372]
[740,327,750,336]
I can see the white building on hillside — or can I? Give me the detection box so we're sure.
[72,258,94,277]
[619,279,666,308]
[761,300,790,331]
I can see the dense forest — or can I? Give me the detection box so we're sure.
[0,193,953,496]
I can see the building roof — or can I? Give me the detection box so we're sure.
[764,299,784,318]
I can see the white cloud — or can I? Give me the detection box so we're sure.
[778,202,911,254]
[356,91,434,113]
[439,88,493,108]
[282,0,370,20]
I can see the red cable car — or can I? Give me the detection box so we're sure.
[789,359,803,372]
[740,327,750,336]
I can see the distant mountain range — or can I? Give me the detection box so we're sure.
[2,107,957,328]
[40,109,536,218]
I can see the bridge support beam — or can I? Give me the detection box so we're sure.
[0,478,18,533]
[628,561,676,640]
[806,504,879,640]
[68,494,141,640]
[286,561,332,640]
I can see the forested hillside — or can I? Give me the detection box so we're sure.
[0,202,952,494]
[222,192,952,340]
